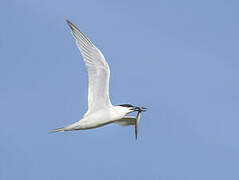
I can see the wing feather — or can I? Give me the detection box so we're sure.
[66,20,112,116]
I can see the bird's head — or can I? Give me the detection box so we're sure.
[117,104,147,114]
[115,104,147,140]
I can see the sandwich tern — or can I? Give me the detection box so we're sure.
[50,20,147,139]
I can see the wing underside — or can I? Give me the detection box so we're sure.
[115,116,136,126]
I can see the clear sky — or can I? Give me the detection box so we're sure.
[1,0,239,179]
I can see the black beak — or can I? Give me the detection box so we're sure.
[134,106,147,112]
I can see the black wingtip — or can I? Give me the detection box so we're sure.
[65,19,94,47]
[66,19,73,27]
[65,19,76,32]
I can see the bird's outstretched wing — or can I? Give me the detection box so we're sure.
[66,20,112,116]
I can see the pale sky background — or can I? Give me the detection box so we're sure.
[1,0,239,179]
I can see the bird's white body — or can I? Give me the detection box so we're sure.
[57,106,132,131]
[52,105,136,132]
[51,20,144,136]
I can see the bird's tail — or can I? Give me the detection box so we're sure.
[49,125,72,133]
[49,121,81,133]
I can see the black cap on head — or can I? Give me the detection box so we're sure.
[118,104,147,112]
[118,104,134,107]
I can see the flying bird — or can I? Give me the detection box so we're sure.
[50,20,147,139]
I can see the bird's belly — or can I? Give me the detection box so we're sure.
[75,110,117,130]
[77,120,113,130]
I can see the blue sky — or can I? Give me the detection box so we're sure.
[1,0,239,179]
